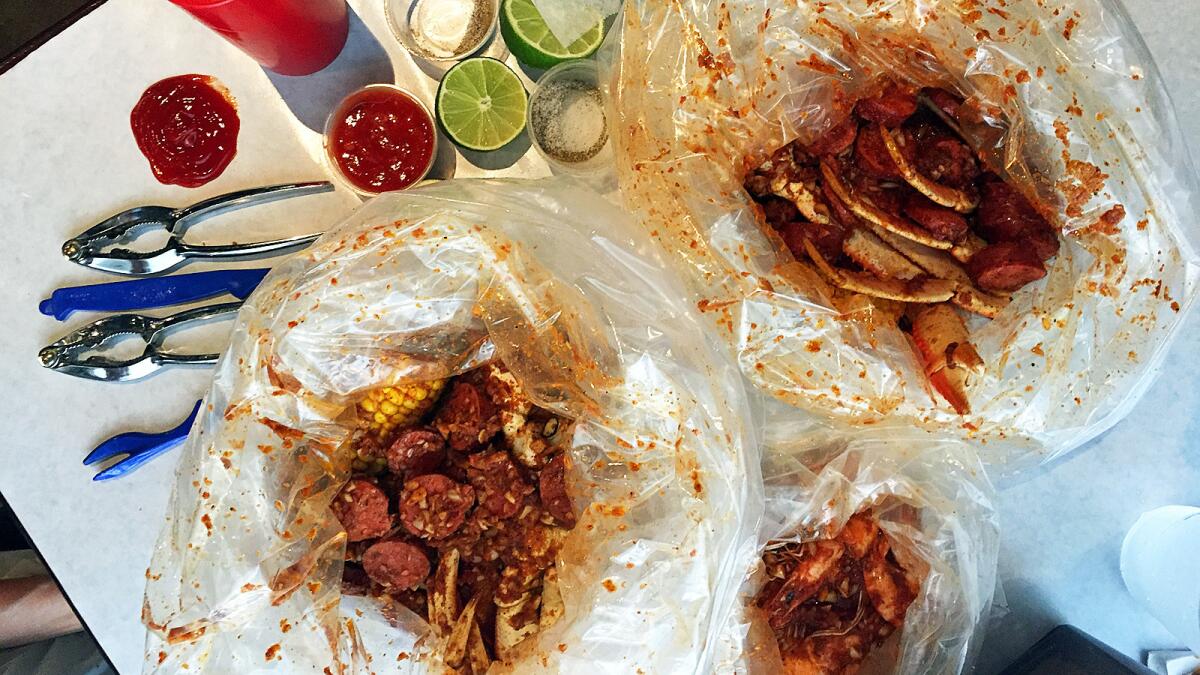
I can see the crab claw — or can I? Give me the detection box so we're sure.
[910,303,980,414]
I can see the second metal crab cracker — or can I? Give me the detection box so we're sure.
[39,302,242,382]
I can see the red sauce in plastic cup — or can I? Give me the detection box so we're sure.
[168,0,349,76]
[324,85,437,196]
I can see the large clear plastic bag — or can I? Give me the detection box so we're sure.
[604,0,1200,469]
[713,407,1000,674]
[140,178,763,674]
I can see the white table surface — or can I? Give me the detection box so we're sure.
[1,1,1197,674]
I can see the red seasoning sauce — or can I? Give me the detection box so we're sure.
[328,87,435,194]
[130,74,239,188]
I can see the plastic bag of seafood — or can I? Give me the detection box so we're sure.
[140,178,763,674]
[712,411,1000,674]
[603,0,1200,469]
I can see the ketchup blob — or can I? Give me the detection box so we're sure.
[130,75,240,188]
[327,86,435,194]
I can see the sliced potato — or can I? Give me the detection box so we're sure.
[803,238,955,303]
[429,549,461,632]
[879,126,979,213]
[539,566,565,630]
[953,286,1010,319]
[951,232,987,263]
[819,160,953,250]
[496,591,542,660]
[444,596,479,668]
[466,619,490,674]
[867,223,969,283]
[842,228,924,280]
[867,224,1010,318]
[841,272,956,304]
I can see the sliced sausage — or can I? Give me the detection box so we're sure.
[386,427,446,476]
[539,454,576,528]
[466,450,534,520]
[820,176,858,227]
[1024,226,1061,261]
[399,473,476,540]
[433,381,500,453]
[976,179,1054,243]
[341,563,371,596]
[779,220,846,262]
[902,192,968,242]
[805,118,859,156]
[759,196,800,228]
[855,84,918,126]
[331,478,391,542]
[362,540,431,591]
[915,136,979,189]
[921,87,963,120]
[854,123,903,179]
[967,241,1047,292]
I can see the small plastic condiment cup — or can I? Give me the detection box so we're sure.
[526,60,614,178]
[385,0,499,63]
[322,84,438,198]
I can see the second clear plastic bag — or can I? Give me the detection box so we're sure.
[604,0,1200,470]
[140,178,763,674]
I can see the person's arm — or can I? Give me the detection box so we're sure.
[0,575,82,648]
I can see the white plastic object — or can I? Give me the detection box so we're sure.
[1121,506,1200,654]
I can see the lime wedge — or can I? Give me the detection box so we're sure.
[500,0,605,70]
[436,57,528,152]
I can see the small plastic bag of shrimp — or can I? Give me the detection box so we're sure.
[710,407,1000,675]
[602,0,1200,471]
[140,177,763,674]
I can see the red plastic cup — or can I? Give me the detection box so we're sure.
[168,0,350,76]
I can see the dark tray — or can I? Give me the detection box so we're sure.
[1,0,107,74]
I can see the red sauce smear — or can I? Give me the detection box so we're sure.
[130,74,239,188]
[328,87,435,194]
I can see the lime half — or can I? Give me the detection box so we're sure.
[500,0,605,70]
[436,57,528,151]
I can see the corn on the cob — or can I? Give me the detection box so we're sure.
[351,379,446,473]
[357,378,446,440]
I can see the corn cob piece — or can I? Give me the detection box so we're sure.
[352,379,446,472]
